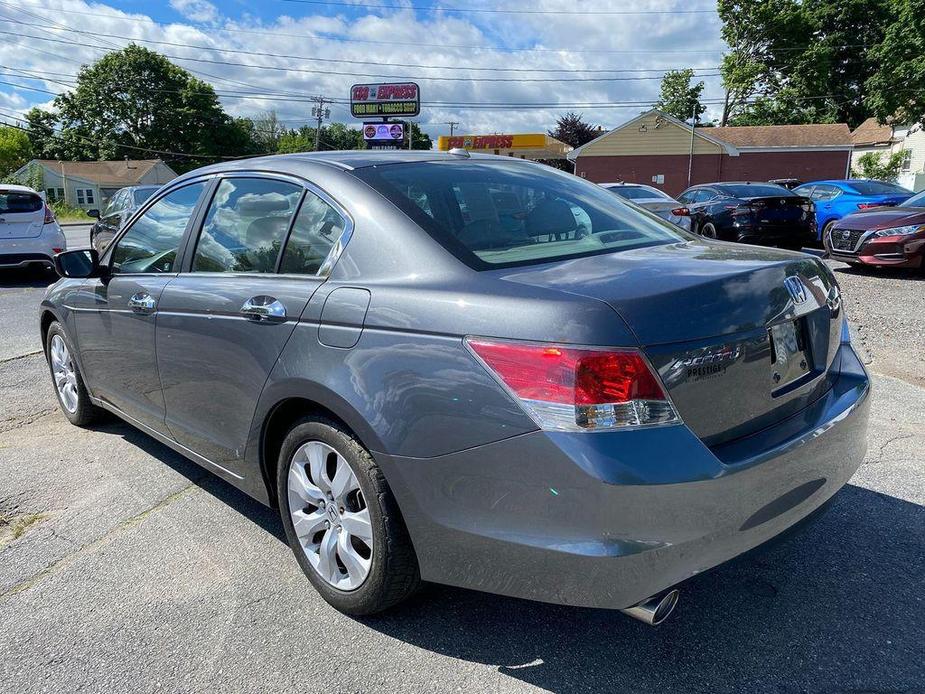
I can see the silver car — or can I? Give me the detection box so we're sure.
[602,182,692,230]
[42,151,869,623]
[0,185,67,270]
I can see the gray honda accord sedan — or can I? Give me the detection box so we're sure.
[41,151,869,623]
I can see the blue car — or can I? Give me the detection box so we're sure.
[793,179,913,241]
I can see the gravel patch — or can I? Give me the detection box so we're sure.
[826,258,925,386]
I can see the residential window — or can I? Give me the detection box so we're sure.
[900,149,913,172]
[46,187,65,202]
[76,188,95,205]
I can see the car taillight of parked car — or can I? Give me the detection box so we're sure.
[857,203,883,210]
[466,338,680,431]
[730,204,753,217]
[43,204,56,225]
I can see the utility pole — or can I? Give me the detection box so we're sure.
[445,121,459,137]
[687,101,696,187]
[310,96,331,151]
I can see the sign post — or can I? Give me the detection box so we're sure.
[352,83,420,150]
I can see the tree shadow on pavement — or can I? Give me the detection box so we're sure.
[833,264,924,282]
[357,485,924,694]
[0,266,58,290]
[92,418,286,543]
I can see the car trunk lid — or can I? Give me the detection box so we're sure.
[494,240,842,446]
[737,195,810,225]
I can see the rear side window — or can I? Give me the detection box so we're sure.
[810,184,841,201]
[0,191,42,214]
[846,180,911,195]
[716,184,793,198]
[111,183,206,274]
[607,186,671,201]
[192,178,301,273]
[280,191,347,275]
[354,160,686,269]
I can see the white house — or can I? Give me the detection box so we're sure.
[850,118,925,191]
[14,159,178,210]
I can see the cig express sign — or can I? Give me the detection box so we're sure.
[351,82,420,118]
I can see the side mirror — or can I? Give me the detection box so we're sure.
[54,248,104,278]
[671,207,690,216]
[87,209,100,219]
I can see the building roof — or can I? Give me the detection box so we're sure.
[850,117,894,146]
[707,123,853,149]
[31,159,173,186]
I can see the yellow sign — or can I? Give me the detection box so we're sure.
[438,133,549,151]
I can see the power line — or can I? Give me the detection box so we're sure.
[0,21,723,83]
[278,0,718,15]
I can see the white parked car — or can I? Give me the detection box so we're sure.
[601,182,692,230]
[0,185,67,270]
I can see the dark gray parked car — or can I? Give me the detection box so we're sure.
[42,151,870,623]
[88,184,161,253]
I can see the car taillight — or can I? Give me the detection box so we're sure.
[466,338,680,431]
[857,203,880,210]
[43,204,55,224]
[730,204,753,216]
[670,207,689,216]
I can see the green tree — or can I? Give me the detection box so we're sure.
[866,0,925,126]
[656,69,706,123]
[0,126,32,177]
[548,112,599,148]
[851,151,906,181]
[25,45,259,171]
[408,122,432,150]
[718,0,892,127]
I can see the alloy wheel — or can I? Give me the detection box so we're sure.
[50,334,79,413]
[287,440,373,591]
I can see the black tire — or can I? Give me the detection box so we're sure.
[276,416,420,615]
[45,321,100,427]
[701,222,719,239]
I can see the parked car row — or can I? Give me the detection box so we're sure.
[601,177,921,271]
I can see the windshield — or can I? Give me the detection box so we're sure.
[355,160,688,269]
[134,188,157,205]
[0,190,43,214]
[607,185,672,201]
[847,180,912,196]
[716,183,793,198]
[900,190,925,207]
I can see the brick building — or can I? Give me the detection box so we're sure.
[568,110,853,196]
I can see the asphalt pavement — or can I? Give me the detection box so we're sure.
[0,254,923,693]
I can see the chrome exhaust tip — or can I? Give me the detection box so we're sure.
[620,589,679,626]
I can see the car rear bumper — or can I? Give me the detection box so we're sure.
[735,224,816,247]
[378,341,870,610]
[0,252,54,268]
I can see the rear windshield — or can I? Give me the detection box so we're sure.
[606,185,671,201]
[354,161,687,269]
[134,188,157,205]
[0,191,42,214]
[846,180,911,195]
[716,183,793,198]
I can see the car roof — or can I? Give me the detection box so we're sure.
[169,150,536,186]
[0,184,39,194]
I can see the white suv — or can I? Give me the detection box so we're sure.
[0,185,67,270]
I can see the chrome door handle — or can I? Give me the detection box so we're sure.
[241,295,286,322]
[128,292,156,313]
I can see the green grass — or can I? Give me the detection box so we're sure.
[49,200,93,223]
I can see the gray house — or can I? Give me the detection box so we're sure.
[15,159,178,210]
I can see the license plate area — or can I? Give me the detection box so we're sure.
[769,318,812,392]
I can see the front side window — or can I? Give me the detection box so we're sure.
[192,178,301,273]
[110,182,206,274]
[354,160,687,269]
[280,191,347,275]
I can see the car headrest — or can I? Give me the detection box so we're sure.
[525,199,577,237]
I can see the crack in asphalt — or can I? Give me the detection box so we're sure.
[865,433,915,465]
[0,484,200,602]
[0,350,43,364]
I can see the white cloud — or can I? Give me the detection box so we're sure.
[169,0,220,24]
[2,0,729,144]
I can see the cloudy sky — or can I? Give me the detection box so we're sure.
[0,0,727,144]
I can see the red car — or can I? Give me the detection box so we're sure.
[825,189,925,269]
